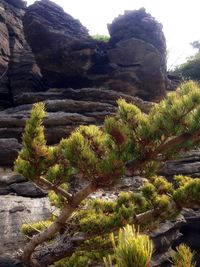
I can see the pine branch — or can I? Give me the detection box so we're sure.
[22,182,96,266]
[126,128,200,175]
[37,177,73,201]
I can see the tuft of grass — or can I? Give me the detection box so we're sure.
[104,224,153,267]
[21,220,53,236]
[172,244,196,267]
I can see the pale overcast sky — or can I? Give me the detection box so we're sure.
[26,0,200,70]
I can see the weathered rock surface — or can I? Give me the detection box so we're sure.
[0,195,51,255]
[0,138,22,166]
[0,87,153,166]
[0,171,50,257]
[161,150,200,178]
[24,1,168,101]
[0,0,45,108]
[151,218,185,266]
[107,9,167,100]
[0,172,47,197]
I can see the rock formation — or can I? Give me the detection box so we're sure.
[0,0,45,108]
[1,1,200,266]
[24,0,168,101]
[0,87,152,166]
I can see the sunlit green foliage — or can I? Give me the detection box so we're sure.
[91,34,110,42]
[172,244,196,267]
[55,250,108,267]
[73,192,148,234]
[21,219,53,236]
[15,81,200,266]
[59,125,124,186]
[104,224,153,267]
[173,178,200,207]
[15,102,52,180]
[173,52,200,81]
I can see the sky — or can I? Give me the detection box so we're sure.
[26,0,200,70]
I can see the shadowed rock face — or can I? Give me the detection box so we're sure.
[0,0,46,108]
[23,0,94,88]
[24,1,168,101]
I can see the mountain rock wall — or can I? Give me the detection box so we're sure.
[23,0,168,101]
[0,0,45,108]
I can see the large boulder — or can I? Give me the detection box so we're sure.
[107,9,167,100]
[24,1,168,101]
[23,0,94,88]
[0,0,45,108]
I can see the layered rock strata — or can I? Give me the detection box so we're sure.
[0,87,152,166]
[0,0,45,108]
[24,1,168,101]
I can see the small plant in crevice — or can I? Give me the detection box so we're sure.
[172,244,196,267]
[104,224,153,267]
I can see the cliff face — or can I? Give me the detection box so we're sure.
[0,0,45,108]
[23,1,168,101]
[0,0,169,109]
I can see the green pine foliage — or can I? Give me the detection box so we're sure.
[15,80,200,267]
[104,224,153,267]
[172,244,196,267]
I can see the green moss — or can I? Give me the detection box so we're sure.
[91,34,110,42]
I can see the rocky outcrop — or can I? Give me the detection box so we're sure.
[0,170,51,256]
[151,218,186,267]
[107,9,167,100]
[24,1,168,101]
[0,87,153,167]
[0,138,22,166]
[161,150,200,178]
[0,0,45,108]
[0,195,51,255]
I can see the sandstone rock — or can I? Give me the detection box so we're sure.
[14,87,153,113]
[24,1,168,101]
[167,73,183,91]
[9,181,47,197]
[0,0,45,108]
[0,138,21,166]
[106,8,167,100]
[161,149,200,178]
[0,195,51,254]
[0,87,153,166]
[151,218,186,267]
[6,0,26,9]
[23,0,93,88]
[108,8,166,54]
[0,174,26,185]
[0,256,23,267]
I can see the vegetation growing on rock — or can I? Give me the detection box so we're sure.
[15,81,200,267]
[91,34,110,42]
